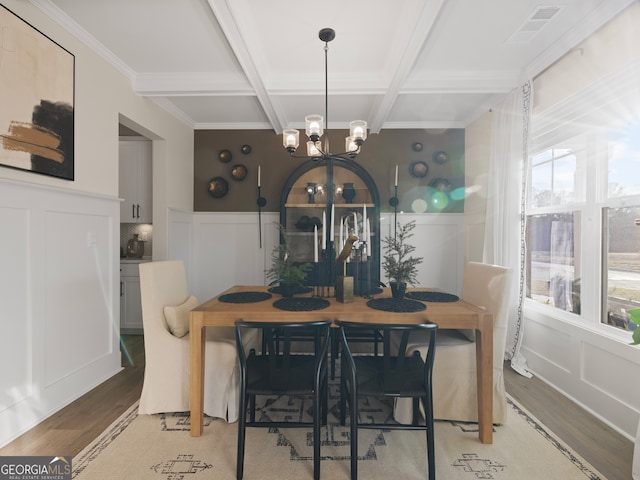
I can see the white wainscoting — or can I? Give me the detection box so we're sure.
[0,179,121,447]
[169,210,464,302]
[379,213,464,295]
[523,303,640,439]
[168,210,280,302]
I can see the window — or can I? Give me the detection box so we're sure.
[529,147,581,208]
[526,211,581,313]
[526,133,585,314]
[608,120,640,198]
[526,110,640,334]
[602,119,640,331]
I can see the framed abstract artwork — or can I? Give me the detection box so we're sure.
[0,4,75,180]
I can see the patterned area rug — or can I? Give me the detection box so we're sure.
[73,382,603,480]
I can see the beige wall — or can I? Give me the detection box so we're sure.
[194,128,465,214]
[0,0,194,258]
[463,111,492,263]
[533,1,640,114]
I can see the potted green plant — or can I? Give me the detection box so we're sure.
[381,220,423,299]
[629,308,640,345]
[266,224,312,297]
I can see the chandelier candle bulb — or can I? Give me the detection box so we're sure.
[349,120,367,142]
[258,165,261,187]
[346,137,356,153]
[283,129,299,150]
[307,141,321,157]
[394,165,398,187]
[305,114,323,139]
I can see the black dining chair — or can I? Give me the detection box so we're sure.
[336,320,438,480]
[267,323,382,381]
[235,320,331,480]
[270,325,382,380]
[330,326,382,379]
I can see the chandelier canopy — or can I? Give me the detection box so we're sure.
[282,28,368,161]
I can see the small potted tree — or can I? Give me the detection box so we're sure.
[381,220,423,300]
[266,224,312,297]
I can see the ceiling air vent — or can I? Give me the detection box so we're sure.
[506,5,563,44]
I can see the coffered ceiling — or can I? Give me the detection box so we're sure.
[33,0,633,132]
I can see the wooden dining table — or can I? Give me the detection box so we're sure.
[189,285,494,443]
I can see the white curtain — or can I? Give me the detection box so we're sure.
[550,219,575,312]
[483,81,533,378]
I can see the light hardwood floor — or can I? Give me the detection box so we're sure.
[0,335,633,479]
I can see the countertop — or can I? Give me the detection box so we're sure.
[120,257,151,263]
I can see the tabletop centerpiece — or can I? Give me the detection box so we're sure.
[335,234,358,303]
[382,220,423,300]
[266,224,312,297]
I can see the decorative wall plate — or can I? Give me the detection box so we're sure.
[433,150,448,164]
[208,176,229,198]
[429,177,452,192]
[409,160,429,178]
[218,149,232,163]
[231,164,248,181]
[412,142,423,152]
[241,144,252,154]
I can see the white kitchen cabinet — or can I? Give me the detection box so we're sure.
[119,139,152,223]
[120,261,147,334]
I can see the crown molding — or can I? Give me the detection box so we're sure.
[30,0,136,81]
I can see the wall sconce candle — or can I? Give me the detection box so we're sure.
[256,164,266,248]
[389,168,399,238]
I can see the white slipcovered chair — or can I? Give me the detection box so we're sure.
[138,260,257,421]
[394,261,512,424]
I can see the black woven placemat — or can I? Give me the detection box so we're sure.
[366,298,427,313]
[273,297,330,311]
[406,291,459,302]
[218,291,273,303]
[356,287,384,296]
[268,286,313,295]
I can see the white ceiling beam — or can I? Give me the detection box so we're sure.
[134,73,254,96]
[205,0,286,133]
[368,0,447,134]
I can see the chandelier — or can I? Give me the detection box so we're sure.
[282,28,368,161]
